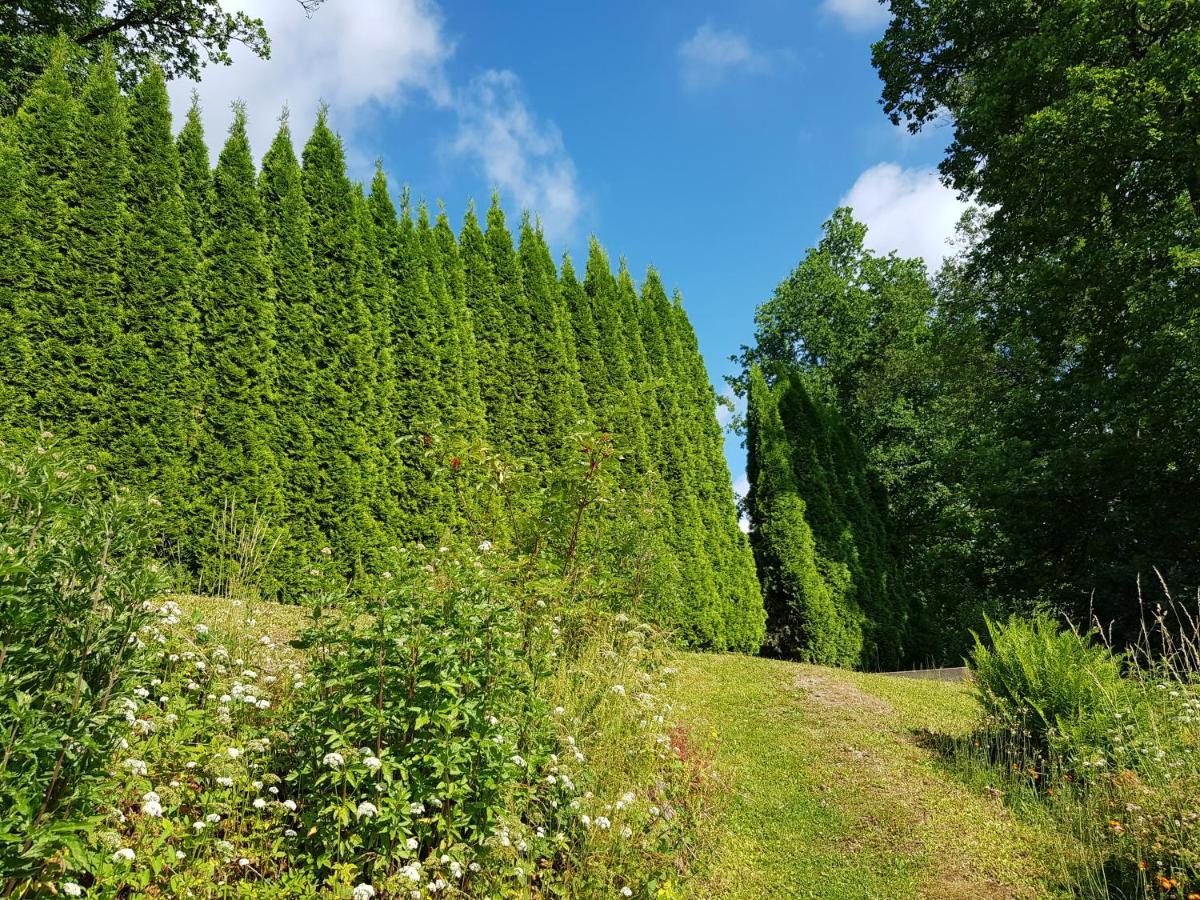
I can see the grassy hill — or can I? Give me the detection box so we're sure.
[671,654,1081,899]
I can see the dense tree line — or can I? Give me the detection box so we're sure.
[743,0,1200,664]
[0,45,764,652]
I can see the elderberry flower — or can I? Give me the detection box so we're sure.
[356,801,379,818]
[323,752,345,769]
[141,792,162,818]
[352,885,376,900]
[62,883,83,897]
[112,848,135,863]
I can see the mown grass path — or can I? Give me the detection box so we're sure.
[673,653,1068,899]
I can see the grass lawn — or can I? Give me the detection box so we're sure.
[672,653,1079,899]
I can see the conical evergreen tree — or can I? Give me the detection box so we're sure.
[561,253,603,425]
[668,291,765,651]
[434,203,485,439]
[638,268,722,643]
[302,108,381,574]
[584,239,650,483]
[353,178,405,542]
[110,65,199,555]
[517,214,582,464]
[176,93,213,247]
[417,201,470,440]
[459,203,508,446]
[60,48,126,443]
[0,113,31,432]
[193,105,283,581]
[259,114,324,570]
[485,196,537,459]
[746,365,852,663]
[368,175,446,540]
[7,38,76,439]
[773,369,905,667]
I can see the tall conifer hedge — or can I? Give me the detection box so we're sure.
[0,56,764,652]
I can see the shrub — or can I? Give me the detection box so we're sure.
[283,547,555,883]
[970,614,1132,762]
[50,433,707,897]
[0,437,164,890]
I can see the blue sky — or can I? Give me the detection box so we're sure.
[175,0,966,502]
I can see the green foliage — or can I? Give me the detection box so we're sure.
[45,433,706,898]
[300,108,381,577]
[0,1,274,114]
[971,615,1131,760]
[259,116,324,571]
[175,94,212,246]
[193,106,283,588]
[872,0,1200,638]
[0,59,760,653]
[746,366,862,665]
[0,438,164,889]
[106,65,199,558]
[959,611,1200,896]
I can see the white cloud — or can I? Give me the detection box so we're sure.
[677,25,768,90]
[451,70,582,243]
[821,0,891,33]
[840,163,968,270]
[169,0,452,161]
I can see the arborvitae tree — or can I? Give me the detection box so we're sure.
[539,237,590,434]
[110,65,198,556]
[353,179,405,542]
[774,370,907,667]
[484,196,538,459]
[417,202,471,442]
[561,253,603,424]
[6,38,76,439]
[637,268,723,644]
[583,239,650,479]
[746,366,857,663]
[259,116,324,570]
[0,115,30,429]
[176,93,212,247]
[668,292,765,652]
[367,175,445,540]
[0,60,765,655]
[301,108,381,574]
[517,214,584,465]
[60,49,126,443]
[193,106,283,579]
[434,204,485,439]
[459,204,509,446]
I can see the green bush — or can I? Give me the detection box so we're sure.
[48,433,705,897]
[970,614,1132,762]
[284,548,556,881]
[0,437,164,889]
